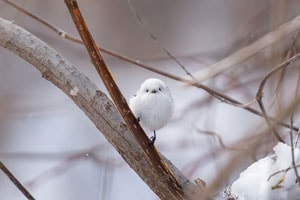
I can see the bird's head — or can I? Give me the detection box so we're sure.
[138,78,169,95]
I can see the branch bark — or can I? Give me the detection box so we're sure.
[0,18,195,199]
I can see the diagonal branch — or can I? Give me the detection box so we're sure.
[0,17,195,199]
[256,52,300,142]
[289,113,300,184]
[190,14,300,82]
[0,160,35,200]
[127,0,195,79]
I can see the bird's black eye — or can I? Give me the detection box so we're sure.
[146,89,149,93]
[158,87,162,91]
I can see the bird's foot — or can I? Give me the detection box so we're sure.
[136,117,140,123]
[149,136,156,145]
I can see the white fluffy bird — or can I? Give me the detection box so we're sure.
[129,78,174,145]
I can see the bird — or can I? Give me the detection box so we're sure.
[129,78,174,145]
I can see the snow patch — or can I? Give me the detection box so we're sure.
[227,142,300,200]
[70,86,79,96]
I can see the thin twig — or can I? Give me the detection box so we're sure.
[268,164,300,181]
[268,31,300,112]
[195,129,227,150]
[296,129,300,147]
[257,53,300,94]
[256,98,283,142]
[1,0,75,41]
[289,113,300,184]
[191,14,300,82]
[26,152,89,189]
[291,51,300,181]
[0,0,192,85]
[0,160,35,200]
[127,0,195,80]
[256,53,300,142]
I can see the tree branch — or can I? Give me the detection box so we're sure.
[256,52,300,142]
[191,14,300,82]
[0,17,195,199]
[0,160,35,200]
[127,0,195,79]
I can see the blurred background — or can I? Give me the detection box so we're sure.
[1,0,300,199]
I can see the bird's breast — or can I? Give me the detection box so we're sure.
[138,94,174,131]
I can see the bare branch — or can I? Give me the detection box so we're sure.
[268,31,300,113]
[1,0,187,84]
[289,113,300,184]
[296,129,300,147]
[195,129,228,150]
[0,17,195,199]
[256,52,300,142]
[191,14,300,82]
[0,160,35,199]
[127,0,194,79]
[268,164,300,182]
[26,152,88,189]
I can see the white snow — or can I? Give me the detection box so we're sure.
[69,86,79,96]
[229,142,300,200]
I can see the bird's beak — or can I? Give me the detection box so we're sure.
[151,89,157,93]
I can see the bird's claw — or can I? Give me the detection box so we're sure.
[149,136,156,145]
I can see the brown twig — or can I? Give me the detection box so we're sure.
[268,164,300,182]
[191,14,300,82]
[26,152,89,189]
[256,53,300,142]
[291,54,300,182]
[0,0,178,79]
[289,113,300,184]
[127,0,195,80]
[63,0,187,199]
[268,31,300,111]
[256,97,283,142]
[195,129,228,150]
[0,160,35,200]
[296,129,300,147]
